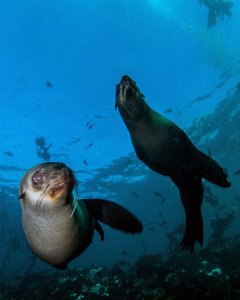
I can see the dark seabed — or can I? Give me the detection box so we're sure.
[0,0,240,299]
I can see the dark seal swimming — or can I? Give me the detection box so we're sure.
[19,162,143,269]
[115,75,230,253]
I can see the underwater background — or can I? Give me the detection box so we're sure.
[0,0,240,298]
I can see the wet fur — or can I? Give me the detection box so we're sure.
[115,75,230,252]
[19,163,92,269]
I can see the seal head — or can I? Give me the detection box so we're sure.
[19,162,75,207]
[115,76,148,129]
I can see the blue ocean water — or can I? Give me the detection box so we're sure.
[0,0,240,297]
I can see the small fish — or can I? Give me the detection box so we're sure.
[158,211,164,218]
[154,191,162,197]
[131,191,140,198]
[71,138,82,144]
[121,251,128,255]
[163,107,173,113]
[88,123,96,130]
[66,138,81,145]
[160,198,166,205]
[46,81,52,87]
[85,143,93,149]
[83,159,88,166]
[234,169,240,175]
[94,115,107,119]
[190,91,213,105]
[86,122,96,130]
[86,120,91,127]
[4,151,14,157]
[148,227,155,232]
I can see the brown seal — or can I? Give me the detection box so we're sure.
[19,162,143,269]
[115,75,230,253]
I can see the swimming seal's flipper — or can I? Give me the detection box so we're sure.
[94,220,104,241]
[171,175,204,253]
[197,149,231,188]
[82,199,143,234]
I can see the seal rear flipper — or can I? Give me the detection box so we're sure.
[171,175,204,253]
[81,199,143,234]
[180,210,203,254]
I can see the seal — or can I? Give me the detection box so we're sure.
[115,75,230,253]
[19,162,143,269]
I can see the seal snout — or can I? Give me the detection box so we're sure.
[121,75,135,89]
[61,167,76,189]
[55,166,76,192]
[37,163,76,199]
[115,75,136,110]
[120,76,136,100]
[121,75,133,84]
[49,163,75,182]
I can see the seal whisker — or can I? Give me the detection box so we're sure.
[70,199,77,218]
[70,187,78,218]
[122,99,134,117]
[36,192,45,209]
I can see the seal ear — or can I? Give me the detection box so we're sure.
[19,185,26,200]
[81,199,143,234]
[19,192,25,200]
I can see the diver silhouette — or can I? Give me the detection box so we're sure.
[199,0,233,28]
[35,137,52,162]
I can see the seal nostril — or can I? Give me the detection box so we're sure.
[33,172,44,185]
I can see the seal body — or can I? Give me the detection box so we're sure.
[115,75,230,252]
[21,196,93,269]
[19,162,143,269]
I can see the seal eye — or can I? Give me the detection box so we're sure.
[115,84,120,93]
[33,172,44,185]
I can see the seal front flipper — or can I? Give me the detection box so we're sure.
[197,149,230,188]
[82,199,143,234]
[171,175,204,253]
[94,220,104,241]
